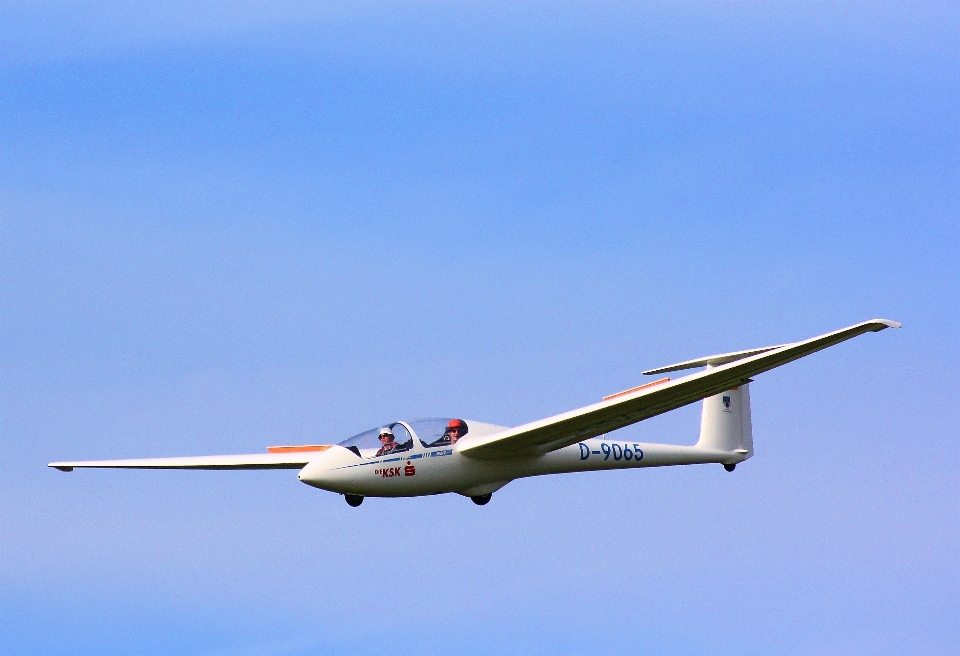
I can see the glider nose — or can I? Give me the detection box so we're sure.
[297,446,358,491]
[297,459,326,487]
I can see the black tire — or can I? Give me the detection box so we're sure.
[471,494,492,505]
[345,494,364,507]
[723,463,736,472]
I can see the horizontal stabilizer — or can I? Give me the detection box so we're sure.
[642,345,787,375]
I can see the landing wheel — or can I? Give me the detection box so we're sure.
[471,494,492,506]
[345,494,364,507]
[723,463,736,472]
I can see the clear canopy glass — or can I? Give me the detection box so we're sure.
[337,418,470,458]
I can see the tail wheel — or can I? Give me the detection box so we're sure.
[345,494,364,507]
[471,494,492,505]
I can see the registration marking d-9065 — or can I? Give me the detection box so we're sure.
[578,442,643,462]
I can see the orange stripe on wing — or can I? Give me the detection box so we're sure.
[603,377,670,401]
[266,445,332,454]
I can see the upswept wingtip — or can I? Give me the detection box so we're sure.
[871,318,902,330]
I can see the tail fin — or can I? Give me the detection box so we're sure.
[697,382,753,461]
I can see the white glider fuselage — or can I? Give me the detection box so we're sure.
[298,434,741,499]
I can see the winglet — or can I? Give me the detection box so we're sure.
[50,464,74,472]
[867,318,901,330]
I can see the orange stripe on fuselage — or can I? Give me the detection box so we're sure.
[266,445,332,454]
[603,377,670,401]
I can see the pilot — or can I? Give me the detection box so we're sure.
[375,427,401,456]
[430,419,468,447]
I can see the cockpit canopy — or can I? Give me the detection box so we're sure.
[338,418,471,458]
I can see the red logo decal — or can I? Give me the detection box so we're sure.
[404,462,416,476]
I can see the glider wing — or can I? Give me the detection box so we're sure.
[457,318,899,459]
[49,447,331,472]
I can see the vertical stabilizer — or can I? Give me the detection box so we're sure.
[697,380,753,461]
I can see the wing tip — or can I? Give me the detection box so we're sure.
[49,463,74,472]
[870,318,901,330]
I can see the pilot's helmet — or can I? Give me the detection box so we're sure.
[378,427,394,438]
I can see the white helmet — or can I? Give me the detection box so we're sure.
[378,427,394,437]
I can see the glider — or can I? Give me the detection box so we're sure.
[50,318,899,506]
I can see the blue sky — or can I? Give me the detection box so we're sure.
[1,2,958,655]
